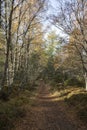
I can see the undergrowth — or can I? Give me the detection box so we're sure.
[51,84,87,123]
[65,92,87,123]
[0,83,38,130]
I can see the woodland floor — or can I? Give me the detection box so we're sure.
[14,82,87,130]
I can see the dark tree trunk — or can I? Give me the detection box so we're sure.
[1,40,10,87]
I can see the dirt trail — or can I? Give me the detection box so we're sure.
[15,83,86,130]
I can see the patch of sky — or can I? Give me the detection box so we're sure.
[42,0,69,40]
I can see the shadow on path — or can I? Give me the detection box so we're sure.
[15,82,86,130]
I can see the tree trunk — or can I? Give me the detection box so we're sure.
[85,77,87,91]
[1,0,14,88]
[85,74,87,91]
[1,41,10,87]
[0,0,2,27]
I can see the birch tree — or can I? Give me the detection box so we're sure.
[0,0,47,90]
[52,0,87,90]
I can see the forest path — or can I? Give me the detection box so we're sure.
[15,82,86,130]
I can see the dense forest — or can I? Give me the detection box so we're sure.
[0,0,87,130]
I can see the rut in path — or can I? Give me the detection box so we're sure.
[15,83,86,130]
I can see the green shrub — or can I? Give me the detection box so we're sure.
[64,77,85,87]
[65,93,87,106]
[0,90,9,101]
[0,113,13,130]
[65,92,87,122]
[0,83,35,130]
[0,91,29,130]
[0,102,26,130]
